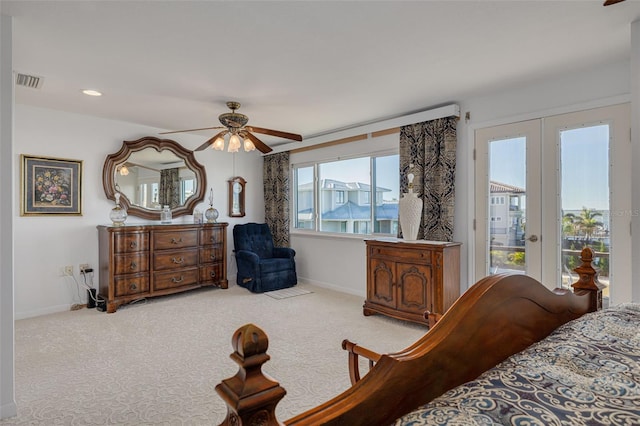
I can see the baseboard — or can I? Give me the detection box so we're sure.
[15,303,74,320]
[298,276,366,298]
[0,401,17,420]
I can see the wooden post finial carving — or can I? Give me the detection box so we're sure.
[216,324,286,426]
[571,247,607,312]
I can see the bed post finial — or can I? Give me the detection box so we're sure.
[571,247,607,312]
[215,323,286,426]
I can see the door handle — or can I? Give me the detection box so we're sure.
[527,234,539,242]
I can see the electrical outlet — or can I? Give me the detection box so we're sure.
[64,265,73,276]
[79,263,90,273]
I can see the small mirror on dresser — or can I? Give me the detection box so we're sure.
[103,136,207,220]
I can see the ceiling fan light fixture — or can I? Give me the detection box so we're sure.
[228,134,241,153]
[243,139,256,152]
[212,135,225,151]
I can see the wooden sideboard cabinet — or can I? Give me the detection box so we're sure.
[364,238,461,326]
[97,223,228,313]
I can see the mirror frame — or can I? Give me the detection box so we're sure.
[103,136,207,220]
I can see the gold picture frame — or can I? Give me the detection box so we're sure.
[20,154,83,216]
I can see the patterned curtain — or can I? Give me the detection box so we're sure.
[263,152,291,247]
[398,116,457,241]
[159,168,180,208]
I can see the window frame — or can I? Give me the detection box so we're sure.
[292,149,398,238]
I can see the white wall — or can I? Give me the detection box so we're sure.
[13,104,264,319]
[291,60,633,298]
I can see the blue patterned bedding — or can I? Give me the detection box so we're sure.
[393,303,640,426]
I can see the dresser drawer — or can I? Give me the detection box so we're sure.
[370,246,432,264]
[199,245,223,264]
[114,232,149,253]
[200,227,224,245]
[154,248,198,270]
[114,274,149,297]
[153,230,198,250]
[200,263,223,284]
[114,253,149,275]
[153,267,199,291]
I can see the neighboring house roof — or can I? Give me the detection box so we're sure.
[298,179,391,193]
[321,201,398,220]
[490,181,525,194]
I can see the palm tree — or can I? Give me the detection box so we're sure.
[572,207,603,245]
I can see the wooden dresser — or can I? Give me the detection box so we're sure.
[364,238,461,326]
[97,223,228,313]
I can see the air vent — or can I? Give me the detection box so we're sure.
[15,72,44,89]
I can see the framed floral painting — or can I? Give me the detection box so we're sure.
[20,155,83,216]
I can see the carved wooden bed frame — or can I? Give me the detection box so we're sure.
[215,248,605,425]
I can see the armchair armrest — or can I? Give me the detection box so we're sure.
[235,250,260,263]
[272,247,296,259]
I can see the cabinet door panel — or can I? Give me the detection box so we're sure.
[369,259,395,308]
[397,263,432,314]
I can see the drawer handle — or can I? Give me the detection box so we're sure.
[171,275,184,283]
[209,254,216,260]
[129,283,137,290]
[130,261,137,270]
[130,241,137,249]
[210,236,215,242]
[172,257,185,264]
[209,271,216,278]
[171,237,183,244]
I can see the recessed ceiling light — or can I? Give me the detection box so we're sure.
[82,89,102,97]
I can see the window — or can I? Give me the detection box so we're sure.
[180,178,195,204]
[293,153,399,235]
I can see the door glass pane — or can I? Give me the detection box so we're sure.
[488,137,526,274]
[560,125,609,300]
[295,166,314,230]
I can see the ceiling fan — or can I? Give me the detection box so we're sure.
[603,0,625,5]
[159,101,303,154]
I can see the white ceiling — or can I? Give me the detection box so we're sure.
[3,0,640,149]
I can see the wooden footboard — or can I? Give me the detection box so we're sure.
[216,248,604,426]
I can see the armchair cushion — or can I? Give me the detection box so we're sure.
[233,223,297,293]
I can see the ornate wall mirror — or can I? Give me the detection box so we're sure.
[103,136,207,220]
[228,176,246,217]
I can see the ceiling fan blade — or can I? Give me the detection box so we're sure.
[242,131,273,154]
[603,0,625,5]
[195,130,227,151]
[245,126,303,142]
[159,126,224,135]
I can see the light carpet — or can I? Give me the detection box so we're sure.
[1,283,426,425]
[264,286,313,299]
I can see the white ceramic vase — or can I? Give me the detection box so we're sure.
[399,189,422,241]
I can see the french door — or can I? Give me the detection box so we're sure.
[474,104,631,304]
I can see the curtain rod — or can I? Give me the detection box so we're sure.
[268,104,459,155]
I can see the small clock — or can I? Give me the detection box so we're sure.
[228,176,246,217]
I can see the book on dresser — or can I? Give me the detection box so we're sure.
[97,222,228,313]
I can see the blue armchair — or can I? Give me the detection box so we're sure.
[232,223,297,293]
